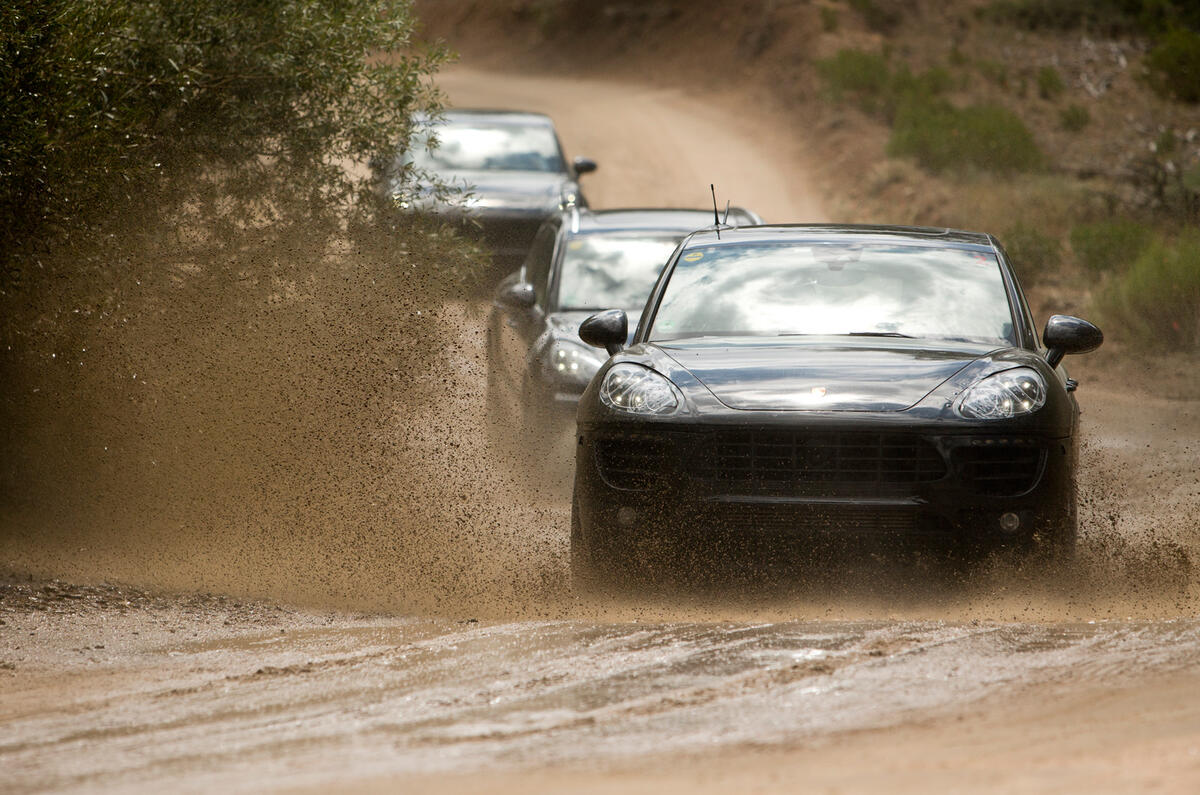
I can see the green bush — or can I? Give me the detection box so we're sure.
[975,58,1010,88]
[817,50,954,121]
[820,6,839,32]
[895,64,957,96]
[0,0,448,261]
[1070,219,1152,273]
[816,49,891,104]
[981,0,1200,37]
[1037,65,1066,99]
[1001,222,1061,282]
[888,98,1044,174]
[1145,28,1200,102]
[1099,232,1200,349]
[1060,103,1091,131]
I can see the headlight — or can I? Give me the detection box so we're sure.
[957,367,1047,419]
[599,363,684,416]
[544,342,605,381]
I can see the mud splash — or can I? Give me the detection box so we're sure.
[4,287,1196,625]
[2,66,1198,627]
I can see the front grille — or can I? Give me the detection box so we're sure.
[704,502,920,535]
[692,430,946,497]
[594,436,673,490]
[954,442,1045,496]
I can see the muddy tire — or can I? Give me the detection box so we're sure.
[570,501,638,595]
[484,326,515,457]
[569,501,602,594]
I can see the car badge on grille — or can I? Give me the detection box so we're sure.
[810,386,827,397]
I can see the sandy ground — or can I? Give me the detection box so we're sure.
[3,66,1200,794]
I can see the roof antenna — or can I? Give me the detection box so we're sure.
[710,184,721,240]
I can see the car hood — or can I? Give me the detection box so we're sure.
[657,337,998,411]
[446,170,573,214]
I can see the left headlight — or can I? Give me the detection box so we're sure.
[599,363,685,416]
[543,342,606,382]
[957,367,1047,420]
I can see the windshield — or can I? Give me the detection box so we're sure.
[411,121,565,173]
[648,242,1016,345]
[556,234,682,312]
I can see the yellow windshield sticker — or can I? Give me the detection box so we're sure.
[568,240,583,250]
[683,251,704,262]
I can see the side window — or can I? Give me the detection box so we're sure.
[525,224,558,306]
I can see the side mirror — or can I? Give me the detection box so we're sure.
[573,156,598,176]
[1043,314,1103,368]
[579,309,627,356]
[496,281,536,311]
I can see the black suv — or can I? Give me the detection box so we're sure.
[487,206,762,444]
[378,110,596,281]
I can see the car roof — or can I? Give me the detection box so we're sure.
[438,109,556,127]
[570,208,758,234]
[682,223,995,249]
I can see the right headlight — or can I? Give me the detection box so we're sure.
[957,367,1047,419]
[599,363,684,416]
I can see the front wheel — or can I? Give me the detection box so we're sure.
[569,500,602,594]
[569,500,642,595]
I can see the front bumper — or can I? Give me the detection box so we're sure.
[574,423,1076,553]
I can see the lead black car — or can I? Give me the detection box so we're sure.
[571,225,1103,586]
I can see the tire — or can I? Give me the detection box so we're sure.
[569,499,601,594]
[1026,481,1079,570]
[484,323,515,457]
[569,499,636,595]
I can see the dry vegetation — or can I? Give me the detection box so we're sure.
[418,0,1200,353]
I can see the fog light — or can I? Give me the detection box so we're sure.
[617,507,638,527]
[999,512,1022,533]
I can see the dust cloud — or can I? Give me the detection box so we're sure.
[0,221,568,617]
[2,66,1198,627]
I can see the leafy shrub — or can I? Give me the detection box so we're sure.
[897,65,957,96]
[0,0,448,262]
[1157,129,1180,155]
[1099,232,1200,350]
[1060,103,1091,131]
[820,7,839,32]
[976,58,1010,88]
[884,65,957,121]
[888,98,1044,174]
[816,50,954,121]
[1070,219,1152,273]
[981,0,1200,37]
[1001,222,1061,282]
[1037,66,1066,99]
[816,49,891,104]
[982,0,1122,32]
[1144,28,1200,103]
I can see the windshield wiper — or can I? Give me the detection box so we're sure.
[846,331,914,338]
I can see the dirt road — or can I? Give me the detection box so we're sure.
[434,67,827,221]
[3,66,1200,794]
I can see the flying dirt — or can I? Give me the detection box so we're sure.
[2,67,1200,794]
